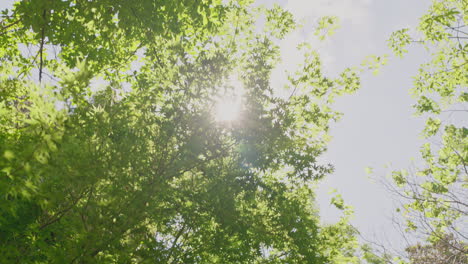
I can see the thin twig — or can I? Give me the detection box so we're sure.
[0,19,20,35]
[39,9,46,83]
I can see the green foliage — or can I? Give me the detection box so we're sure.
[422,117,441,137]
[265,4,296,39]
[387,0,467,260]
[360,244,392,264]
[388,29,411,58]
[0,1,365,263]
[360,55,388,76]
[314,16,340,41]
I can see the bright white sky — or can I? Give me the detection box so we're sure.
[1,0,433,251]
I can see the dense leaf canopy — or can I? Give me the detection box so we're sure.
[0,0,363,263]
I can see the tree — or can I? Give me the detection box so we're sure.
[405,234,467,264]
[0,1,365,263]
[384,0,467,261]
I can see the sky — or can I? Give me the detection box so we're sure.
[269,0,432,249]
[0,0,434,251]
[254,0,434,248]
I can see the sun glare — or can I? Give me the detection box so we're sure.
[213,75,244,123]
[214,96,242,122]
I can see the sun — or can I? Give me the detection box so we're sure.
[214,96,242,122]
[213,75,244,123]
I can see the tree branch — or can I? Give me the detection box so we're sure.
[39,9,47,83]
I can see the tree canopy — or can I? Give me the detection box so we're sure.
[387,0,467,260]
[0,0,365,263]
[0,0,466,263]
